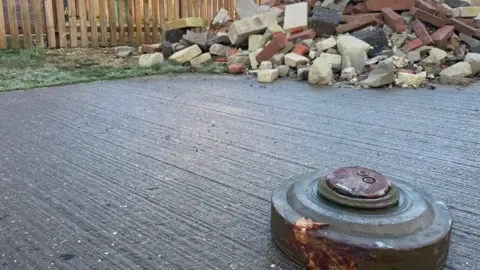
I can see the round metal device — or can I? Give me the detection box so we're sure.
[271,167,452,270]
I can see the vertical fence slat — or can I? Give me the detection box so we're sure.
[68,0,77,47]
[181,0,187,17]
[32,0,44,47]
[175,0,180,19]
[135,0,141,45]
[108,0,116,46]
[55,0,66,47]
[158,0,165,34]
[6,0,19,49]
[143,0,150,44]
[20,0,32,48]
[44,0,56,47]
[99,0,108,46]
[201,0,206,25]
[89,0,98,47]
[78,0,88,47]
[188,0,194,19]
[0,0,6,49]
[118,0,126,45]
[152,0,158,43]
[127,0,134,45]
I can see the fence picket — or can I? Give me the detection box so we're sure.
[20,0,32,48]
[68,0,78,47]
[118,0,126,45]
[135,0,142,45]
[33,0,44,47]
[89,0,99,46]
[6,0,19,49]
[55,0,67,47]
[0,0,6,49]
[144,0,150,44]
[108,0,116,46]
[78,0,88,47]
[44,0,56,47]
[152,0,158,43]
[127,0,134,45]
[99,0,108,46]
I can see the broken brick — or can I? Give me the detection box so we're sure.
[340,13,383,23]
[352,3,367,14]
[343,3,355,15]
[374,18,385,27]
[256,33,289,62]
[268,0,282,7]
[456,18,475,28]
[216,57,227,63]
[336,15,378,34]
[451,18,477,36]
[292,44,309,55]
[289,27,305,35]
[141,44,162,54]
[288,29,317,43]
[411,7,448,28]
[228,64,244,74]
[311,8,341,36]
[411,19,433,45]
[405,38,424,51]
[415,0,437,14]
[364,0,414,12]
[307,0,317,7]
[431,25,455,48]
[381,8,405,33]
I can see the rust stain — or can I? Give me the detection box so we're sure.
[292,217,358,270]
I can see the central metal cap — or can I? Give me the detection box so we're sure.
[326,166,391,199]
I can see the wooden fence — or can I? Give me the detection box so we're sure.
[0,0,263,49]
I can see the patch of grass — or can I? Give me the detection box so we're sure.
[0,47,225,92]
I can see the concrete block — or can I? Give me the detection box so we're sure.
[169,45,202,64]
[190,53,212,67]
[165,17,203,31]
[283,2,309,31]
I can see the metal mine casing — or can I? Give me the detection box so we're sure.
[271,167,453,270]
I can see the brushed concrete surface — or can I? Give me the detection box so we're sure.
[0,75,479,269]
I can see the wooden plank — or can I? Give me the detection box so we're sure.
[78,0,88,47]
[89,0,99,47]
[32,0,44,47]
[44,0,56,48]
[181,0,187,17]
[189,0,194,18]
[20,0,32,48]
[158,0,165,34]
[99,0,108,46]
[55,0,67,47]
[201,0,206,25]
[165,0,171,21]
[0,0,6,49]
[68,0,77,47]
[108,0,116,46]
[175,0,180,19]
[135,0,142,45]
[144,0,150,44]
[127,0,134,45]
[152,0,158,43]
[6,0,19,49]
[118,0,126,45]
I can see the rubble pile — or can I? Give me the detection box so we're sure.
[136,0,480,87]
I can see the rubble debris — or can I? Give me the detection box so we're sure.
[283,2,309,30]
[139,52,164,68]
[258,68,279,82]
[165,17,203,31]
[114,46,134,58]
[309,58,333,85]
[134,0,480,88]
[169,45,202,64]
[191,53,212,67]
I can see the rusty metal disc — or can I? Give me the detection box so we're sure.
[271,168,452,270]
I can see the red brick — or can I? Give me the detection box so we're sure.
[352,3,367,14]
[140,44,161,54]
[256,33,288,62]
[430,25,454,48]
[226,47,238,57]
[292,44,309,55]
[268,0,282,7]
[343,3,355,15]
[307,0,317,7]
[340,13,383,23]
[411,7,448,28]
[216,57,227,63]
[374,18,385,27]
[415,0,436,14]
[336,16,378,34]
[289,26,305,35]
[411,19,433,45]
[451,18,477,37]
[228,64,244,74]
[288,29,316,42]
[381,8,405,33]
[405,38,424,51]
[364,0,414,11]
[456,18,475,28]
